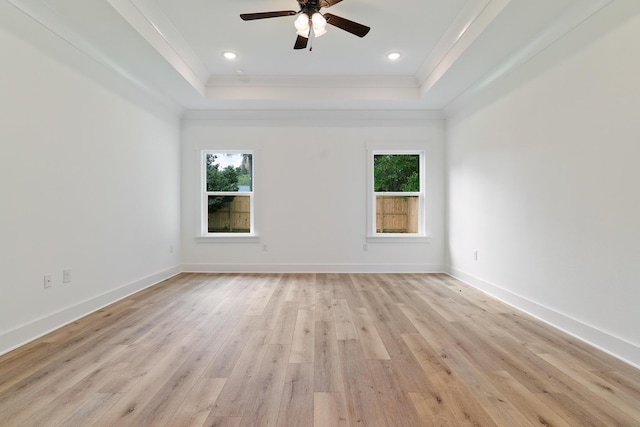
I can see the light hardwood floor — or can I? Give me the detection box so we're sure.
[0,273,639,426]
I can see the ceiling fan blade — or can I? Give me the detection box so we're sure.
[320,0,344,7]
[294,35,309,50]
[240,11,297,21]
[323,13,370,37]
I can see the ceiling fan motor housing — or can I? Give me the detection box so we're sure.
[299,0,322,17]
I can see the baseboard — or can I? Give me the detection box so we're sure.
[448,266,640,370]
[182,263,447,274]
[0,265,182,357]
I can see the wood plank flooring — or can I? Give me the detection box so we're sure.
[0,273,639,426]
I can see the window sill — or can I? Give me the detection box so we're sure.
[196,235,260,243]
[366,235,432,244]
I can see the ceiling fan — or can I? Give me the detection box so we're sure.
[240,0,370,50]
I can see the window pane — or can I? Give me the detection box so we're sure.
[374,154,419,192]
[205,153,252,192]
[208,195,251,233]
[376,195,419,233]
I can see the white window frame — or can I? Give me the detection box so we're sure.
[200,150,257,240]
[367,144,429,242]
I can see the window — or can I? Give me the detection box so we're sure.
[202,151,254,236]
[368,149,426,238]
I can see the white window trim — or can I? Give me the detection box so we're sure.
[366,143,431,243]
[199,150,258,240]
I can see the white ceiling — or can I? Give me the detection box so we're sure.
[6,0,613,111]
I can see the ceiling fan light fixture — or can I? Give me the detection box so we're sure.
[294,13,310,38]
[312,12,327,37]
[314,27,327,37]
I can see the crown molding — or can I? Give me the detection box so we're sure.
[6,0,182,116]
[181,109,444,123]
[444,0,613,115]
[416,0,510,97]
[207,75,419,88]
[106,0,208,96]
[205,76,419,101]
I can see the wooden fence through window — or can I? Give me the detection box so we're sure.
[376,195,418,233]
[208,196,250,233]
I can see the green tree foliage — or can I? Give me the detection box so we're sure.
[239,153,252,189]
[374,154,420,192]
[206,154,239,212]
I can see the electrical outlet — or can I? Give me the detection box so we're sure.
[363,243,369,252]
[44,275,52,288]
[169,244,174,254]
[474,251,478,261]
[63,269,71,283]
[262,244,268,252]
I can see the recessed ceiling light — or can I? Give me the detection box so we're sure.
[223,51,237,60]
[387,52,401,61]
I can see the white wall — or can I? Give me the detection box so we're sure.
[446,6,640,366]
[0,19,181,355]
[181,112,446,272]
